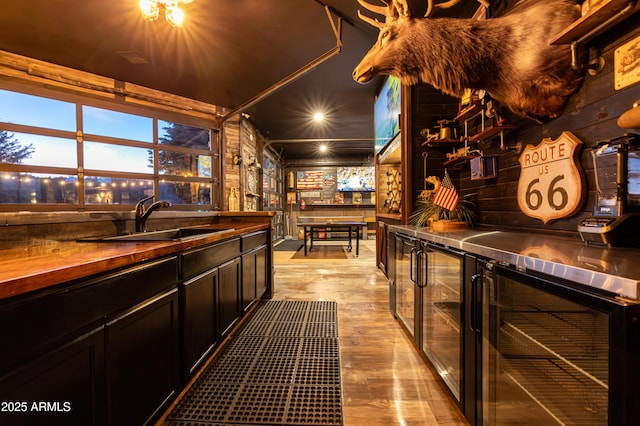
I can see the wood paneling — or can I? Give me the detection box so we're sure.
[407,14,640,236]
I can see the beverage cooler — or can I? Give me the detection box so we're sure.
[393,234,466,408]
[473,259,640,426]
[391,229,640,425]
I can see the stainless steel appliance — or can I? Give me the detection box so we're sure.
[579,134,640,246]
[474,260,640,425]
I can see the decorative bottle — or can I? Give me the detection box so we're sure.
[229,188,239,211]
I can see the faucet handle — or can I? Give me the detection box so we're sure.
[134,195,155,213]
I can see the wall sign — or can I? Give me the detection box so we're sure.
[517,131,585,223]
[614,34,640,90]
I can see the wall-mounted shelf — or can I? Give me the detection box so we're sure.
[550,0,640,71]
[550,0,640,45]
[468,124,518,144]
[443,155,479,167]
[421,138,462,149]
[454,101,483,121]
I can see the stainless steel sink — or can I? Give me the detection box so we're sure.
[80,227,234,242]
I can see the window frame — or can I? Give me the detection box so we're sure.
[0,82,221,212]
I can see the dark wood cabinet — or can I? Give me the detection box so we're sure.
[0,326,106,426]
[0,227,273,425]
[105,288,179,426]
[255,246,267,300]
[241,250,257,312]
[181,269,217,378]
[240,230,269,311]
[217,258,241,339]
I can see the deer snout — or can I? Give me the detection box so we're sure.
[352,65,375,83]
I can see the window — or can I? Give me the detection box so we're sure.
[83,106,153,142]
[0,89,75,131]
[0,88,220,211]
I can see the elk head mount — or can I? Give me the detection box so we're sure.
[353,0,586,121]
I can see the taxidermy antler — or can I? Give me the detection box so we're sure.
[353,0,585,120]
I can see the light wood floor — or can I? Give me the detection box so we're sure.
[273,239,468,426]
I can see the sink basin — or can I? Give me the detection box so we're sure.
[80,227,234,242]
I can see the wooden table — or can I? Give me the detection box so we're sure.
[297,220,365,256]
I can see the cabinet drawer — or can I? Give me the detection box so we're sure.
[181,238,241,280]
[241,230,267,252]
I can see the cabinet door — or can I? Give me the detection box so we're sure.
[181,269,217,379]
[106,289,179,426]
[255,246,267,299]
[217,258,241,339]
[241,251,256,312]
[0,327,105,426]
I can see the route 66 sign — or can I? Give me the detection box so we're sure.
[517,131,585,223]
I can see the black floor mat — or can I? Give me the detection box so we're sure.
[165,300,343,425]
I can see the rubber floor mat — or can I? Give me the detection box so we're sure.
[165,300,343,425]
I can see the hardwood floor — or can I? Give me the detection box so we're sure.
[273,239,468,426]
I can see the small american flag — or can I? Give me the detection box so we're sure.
[432,170,459,211]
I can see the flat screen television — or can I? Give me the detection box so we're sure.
[336,166,375,192]
[374,75,401,154]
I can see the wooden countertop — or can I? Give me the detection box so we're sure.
[0,223,268,301]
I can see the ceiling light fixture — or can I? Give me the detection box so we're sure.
[140,0,185,28]
[319,144,328,153]
[313,112,325,122]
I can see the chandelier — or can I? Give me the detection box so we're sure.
[139,0,185,28]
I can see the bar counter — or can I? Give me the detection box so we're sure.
[0,223,268,301]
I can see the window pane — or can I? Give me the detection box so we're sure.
[158,120,210,149]
[160,180,211,205]
[159,151,211,177]
[84,177,154,205]
[83,106,152,142]
[84,142,152,173]
[0,89,76,131]
[0,172,77,204]
[0,131,76,167]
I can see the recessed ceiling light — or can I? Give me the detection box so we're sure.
[319,144,328,153]
[313,112,324,122]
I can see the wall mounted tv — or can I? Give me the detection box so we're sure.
[336,166,375,192]
[374,75,401,154]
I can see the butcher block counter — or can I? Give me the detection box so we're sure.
[0,222,267,301]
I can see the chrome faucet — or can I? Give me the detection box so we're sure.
[134,195,171,233]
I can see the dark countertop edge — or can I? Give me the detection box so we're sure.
[0,223,269,301]
[388,225,640,302]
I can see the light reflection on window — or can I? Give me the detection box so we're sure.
[83,106,153,142]
[0,90,76,131]
[158,151,211,177]
[0,172,78,204]
[158,120,210,149]
[84,177,153,205]
[160,180,211,205]
[84,142,153,173]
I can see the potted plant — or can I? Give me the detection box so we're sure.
[409,175,476,230]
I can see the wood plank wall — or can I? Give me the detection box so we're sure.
[409,9,640,237]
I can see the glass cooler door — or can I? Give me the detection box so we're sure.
[422,243,463,402]
[394,234,419,339]
[480,264,610,426]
